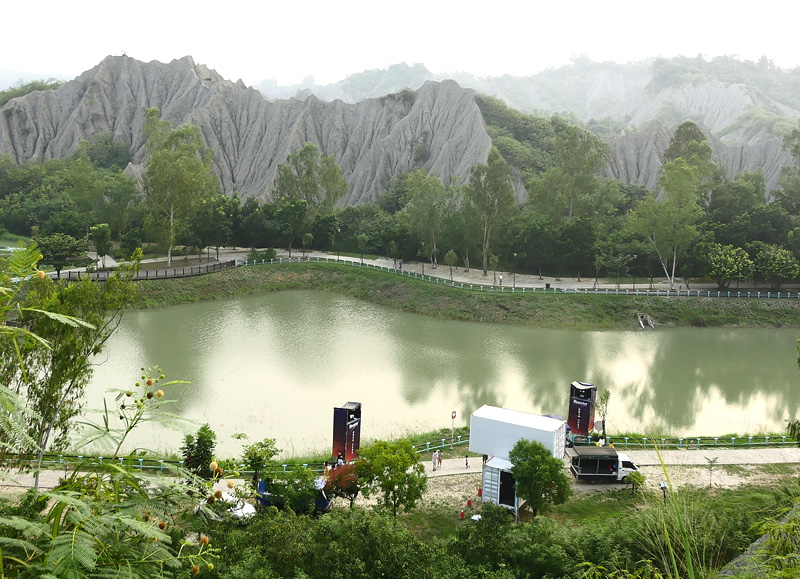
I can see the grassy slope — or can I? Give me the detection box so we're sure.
[133,262,800,330]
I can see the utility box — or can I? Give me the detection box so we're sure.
[469,405,567,460]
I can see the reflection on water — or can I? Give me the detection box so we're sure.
[86,291,800,457]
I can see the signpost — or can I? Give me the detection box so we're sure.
[451,411,456,448]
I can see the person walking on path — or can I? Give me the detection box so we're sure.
[499,274,503,286]
[432,453,437,471]
[437,450,443,469]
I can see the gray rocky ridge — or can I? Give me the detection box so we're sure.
[0,55,795,202]
[0,56,491,205]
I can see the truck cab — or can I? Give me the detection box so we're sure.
[567,446,639,483]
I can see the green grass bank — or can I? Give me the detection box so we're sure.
[133,262,800,330]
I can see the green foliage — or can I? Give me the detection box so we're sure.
[35,232,93,277]
[89,222,111,267]
[444,248,458,280]
[182,423,218,479]
[629,157,704,288]
[357,439,427,517]
[0,249,139,485]
[0,78,63,107]
[188,192,234,260]
[77,130,133,169]
[247,247,277,262]
[242,437,281,481]
[626,471,646,493]
[475,93,557,176]
[356,232,369,264]
[143,107,219,266]
[275,142,348,217]
[705,243,755,289]
[509,438,573,516]
[466,147,516,275]
[753,243,800,289]
[76,366,191,458]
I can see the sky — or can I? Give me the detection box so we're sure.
[3,1,798,87]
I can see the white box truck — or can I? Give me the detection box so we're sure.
[469,406,568,513]
[469,405,567,460]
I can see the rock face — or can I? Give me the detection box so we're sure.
[1,55,796,202]
[604,121,792,193]
[0,56,492,204]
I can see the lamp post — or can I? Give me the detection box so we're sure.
[632,254,637,291]
[421,241,425,277]
[513,252,518,288]
[660,481,667,505]
[336,228,341,261]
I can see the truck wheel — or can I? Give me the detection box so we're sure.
[621,476,628,484]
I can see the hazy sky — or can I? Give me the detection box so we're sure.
[4,1,797,86]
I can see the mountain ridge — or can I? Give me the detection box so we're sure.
[1,55,797,203]
[0,56,492,204]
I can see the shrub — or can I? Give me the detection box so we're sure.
[182,423,217,479]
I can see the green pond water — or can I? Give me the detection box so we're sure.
[85,291,800,458]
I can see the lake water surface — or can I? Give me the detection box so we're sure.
[85,291,800,457]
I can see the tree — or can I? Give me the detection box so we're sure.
[324,463,362,508]
[466,147,515,276]
[302,232,314,257]
[356,439,427,517]
[628,158,704,289]
[357,233,368,265]
[403,169,446,268]
[444,249,458,280]
[0,249,213,578]
[90,223,112,268]
[753,244,800,289]
[596,389,611,439]
[143,107,218,267]
[242,437,281,483]
[78,130,133,169]
[275,142,348,215]
[663,121,709,165]
[509,439,572,517]
[1,247,140,490]
[188,192,233,261]
[36,232,93,278]
[275,196,308,258]
[705,244,754,289]
[182,423,218,479]
[531,125,611,224]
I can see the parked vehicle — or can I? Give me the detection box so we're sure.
[567,446,639,483]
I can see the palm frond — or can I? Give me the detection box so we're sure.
[26,308,96,329]
[7,244,42,279]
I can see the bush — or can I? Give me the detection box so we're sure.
[182,423,217,479]
[248,247,277,262]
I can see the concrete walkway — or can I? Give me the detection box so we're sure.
[3,447,798,494]
[65,247,703,293]
[421,446,800,478]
